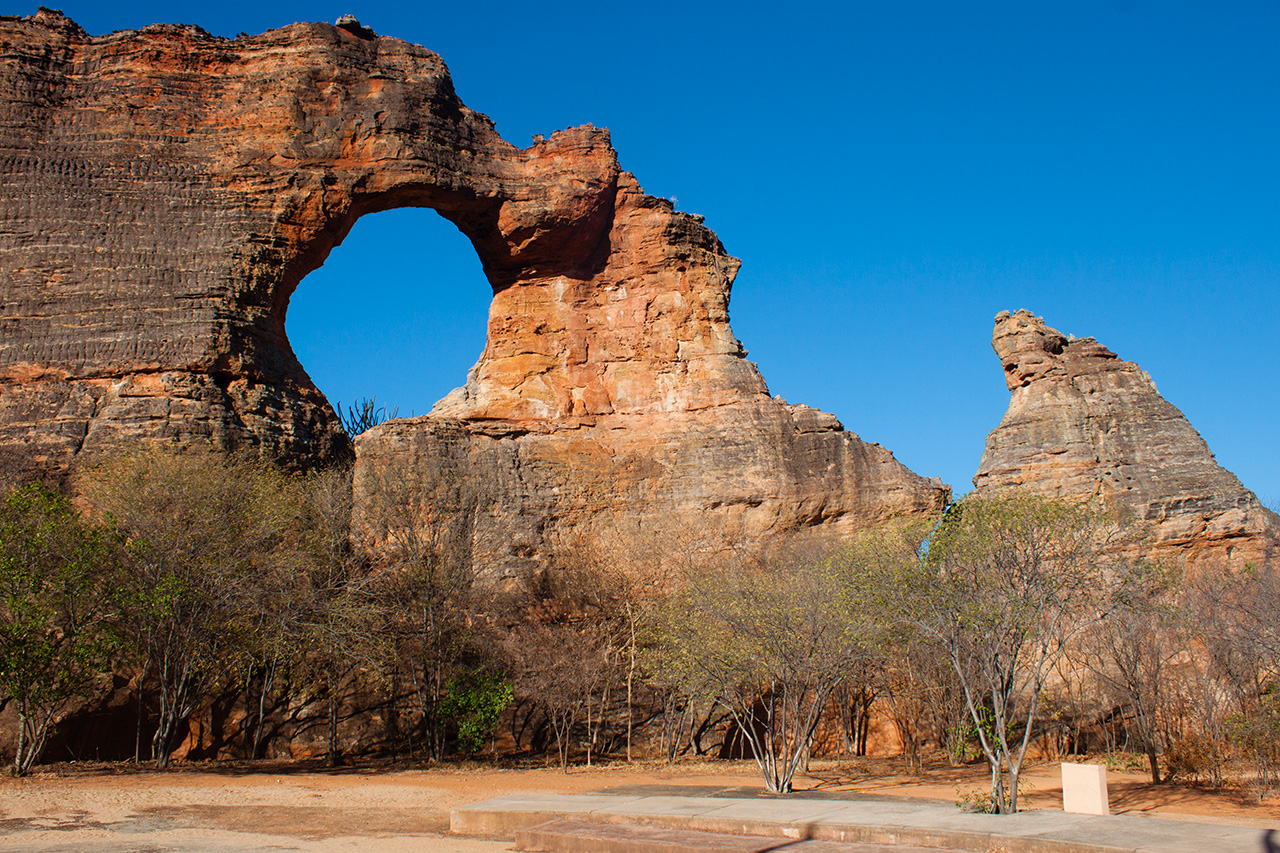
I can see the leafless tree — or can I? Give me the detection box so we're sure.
[890,493,1128,813]
[291,464,389,766]
[651,550,872,793]
[75,448,302,768]
[543,526,698,763]
[1186,560,1280,795]
[357,453,478,759]
[502,611,617,769]
[1078,560,1185,783]
[877,630,963,772]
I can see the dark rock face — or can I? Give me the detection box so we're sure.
[973,310,1279,569]
[0,11,948,572]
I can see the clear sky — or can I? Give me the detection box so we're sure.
[47,2,1280,502]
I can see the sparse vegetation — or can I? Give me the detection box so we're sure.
[0,485,120,774]
[859,494,1134,812]
[0,465,1276,815]
[338,397,399,437]
[650,550,873,793]
[76,450,305,768]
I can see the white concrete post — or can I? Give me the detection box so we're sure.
[1061,762,1110,815]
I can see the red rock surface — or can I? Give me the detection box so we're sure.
[973,310,1279,569]
[0,11,948,572]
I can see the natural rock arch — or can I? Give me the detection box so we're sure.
[0,11,948,574]
[284,207,492,421]
[0,10,730,458]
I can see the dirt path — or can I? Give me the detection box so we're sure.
[0,757,1276,851]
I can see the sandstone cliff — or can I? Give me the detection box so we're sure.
[0,11,948,573]
[973,310,1279,568]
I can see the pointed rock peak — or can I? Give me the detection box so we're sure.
[992,309,1068,389]
[976,310,1278,569]
[993,309,1118,390]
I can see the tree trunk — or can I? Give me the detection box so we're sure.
[253,661,275,760]
[584,693,593,768]
[422,600,442,761]
[327,692,341,767]
[134,667,148,764]
[857,692,871,756]
[152,658,192,769]
[153,714,173,769]
[14,707,28,775]
[550,708,573,771]
[153,681,177,769]
[1146,745,1162,784]
[626,609,636,763]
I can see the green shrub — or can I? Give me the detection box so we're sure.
[440,670,514,755]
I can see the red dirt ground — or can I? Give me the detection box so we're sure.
[0,755,1276,851]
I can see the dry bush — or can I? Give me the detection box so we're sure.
[75,448,304,768]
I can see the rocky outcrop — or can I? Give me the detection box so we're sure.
[0,9,622,468]
[356,402,947,581]
[0,11,948,573]
[973,310,1279,569]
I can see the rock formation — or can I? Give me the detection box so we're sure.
[973,310,1279,569]
[0,10,948,575]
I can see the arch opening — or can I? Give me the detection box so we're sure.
[285,207,493,427]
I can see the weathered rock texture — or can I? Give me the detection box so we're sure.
[973,310,1279,569]
[0,11,948,573]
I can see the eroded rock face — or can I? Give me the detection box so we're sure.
[357,404,948,581]
[0,9,624,468]
[0,11,948,572]
[973,310,1279,568]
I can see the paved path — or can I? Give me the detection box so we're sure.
[0,808,513,852]
[452,791,1280,853]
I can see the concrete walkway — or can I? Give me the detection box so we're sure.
[451,791,1279,853]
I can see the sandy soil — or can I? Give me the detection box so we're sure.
[0,756,1276,851]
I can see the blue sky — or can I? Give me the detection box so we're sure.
[53,2,1280,501]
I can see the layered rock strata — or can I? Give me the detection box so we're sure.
[0,11,948,573]
[973,310,1278,568]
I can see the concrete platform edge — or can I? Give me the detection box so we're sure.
[450,794,1274,853]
